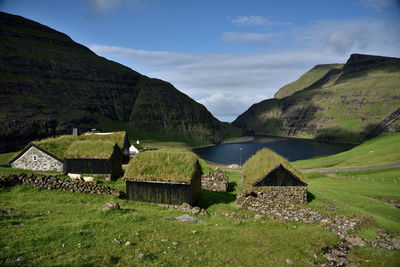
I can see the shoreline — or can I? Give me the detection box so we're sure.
[191,136,255,150]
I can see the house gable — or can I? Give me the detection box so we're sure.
[10,144,64,172]
[252,164,307,187]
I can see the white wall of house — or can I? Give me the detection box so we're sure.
[11,146,63,172]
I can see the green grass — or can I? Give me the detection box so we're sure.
[243,148,307,189]
[124,151,199,183]
[64,141,116,159]
[293,133,400,169]
[1,173,339,266]
[0,152,18,165]
[1,162,400,265]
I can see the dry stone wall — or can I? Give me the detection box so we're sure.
[201,168,228,192]
[0,173,122,197]
[11,146,63,172]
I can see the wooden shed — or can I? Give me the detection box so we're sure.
[237,148,308,210]
[64,141,122,180]
[124,151,202,205]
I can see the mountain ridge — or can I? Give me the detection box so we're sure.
[233,53,400,143]
[0,11,239,153]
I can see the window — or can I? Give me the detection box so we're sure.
[32,155,37,161]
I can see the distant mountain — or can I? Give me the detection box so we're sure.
[0,12,239,153]
[233,54,400,144]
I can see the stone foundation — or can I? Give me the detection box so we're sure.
[237,186,307,211]
[201,168,228,192]
[0,173,122,197]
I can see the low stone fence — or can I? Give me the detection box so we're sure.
[201,168,228,192]
[0,173,122,197]
[237,186,307,208]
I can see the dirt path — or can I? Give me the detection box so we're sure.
[301,162,400,173]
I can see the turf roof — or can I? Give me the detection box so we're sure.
[242,148,307,190]
[64,140,116,159]
[124,151,200,184]
[30,131,127,159]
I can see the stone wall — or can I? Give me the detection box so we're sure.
[0,173,122,197]
[201,168,228,192]
[11,146,63,172]
[237,186,307,211]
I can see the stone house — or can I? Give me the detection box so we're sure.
[237,148,308,212]
[9,144,63,172]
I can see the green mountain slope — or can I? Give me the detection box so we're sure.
[232,54,400,143]
[293,132,400,169]
[274,64,343,99]
[0,12,239,153]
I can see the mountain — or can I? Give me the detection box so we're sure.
[232,54,400,144]
[0,12,239,153]
[274,64,343,99]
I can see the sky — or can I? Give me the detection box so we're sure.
[1,0,400,122]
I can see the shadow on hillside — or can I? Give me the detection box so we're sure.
[200,190,236,209]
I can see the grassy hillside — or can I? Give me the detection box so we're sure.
[233,54,400,144]
[274,64,343,99]
[293,133,400,169]
[1,167,399,265]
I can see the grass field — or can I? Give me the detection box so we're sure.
[1,136,400,265]
[293,133,400,169]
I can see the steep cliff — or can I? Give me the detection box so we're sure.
[0,12,239,152]
[233,54,400,143]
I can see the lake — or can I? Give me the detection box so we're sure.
[193,136,355,165]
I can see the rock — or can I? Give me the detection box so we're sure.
[192,230,197,234]
[199,208,210,216]
[285,259,293,265]
[392,237,400,250]
[15,257,23,263]
[345,236,367,247]
[172,241,178,245]
[114,238,120,244]
[138,253,144,259]
[124,241,131,246]
[102,202,120,211]
[161,239,169,242]
[254,214,263,220]
[168,214,204,223]
[62,244,66,248]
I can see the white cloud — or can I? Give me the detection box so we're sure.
[221,32,275,44]
[89,0,122,13]
[89,18,400,122]
[360,0,399,11]
[231,16,290,26]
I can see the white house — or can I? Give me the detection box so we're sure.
[129,145,140,156]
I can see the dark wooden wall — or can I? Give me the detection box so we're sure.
[253,165,307,187]
[126,181,196,205]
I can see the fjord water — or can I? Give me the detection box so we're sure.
[193,136,355,165]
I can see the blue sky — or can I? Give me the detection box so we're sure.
[1,0,400,122]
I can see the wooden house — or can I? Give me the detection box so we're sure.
[237,148,308,211]
[64,141,122,180]
[124,151,202,205]
[83,131,130,163]
[9,143,64,172]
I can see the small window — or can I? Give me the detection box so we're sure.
[32,155,37,161]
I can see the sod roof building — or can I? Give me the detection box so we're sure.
[124,151,202,205]
[64,141,122,180]
[237,148,308,212]
[9,131,129,173]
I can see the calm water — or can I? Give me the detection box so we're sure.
[193,136,355,164]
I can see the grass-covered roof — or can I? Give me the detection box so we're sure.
[124,151,200,184]
[29,131,127,159]
[242,148,307,190]
[64,141,116,159]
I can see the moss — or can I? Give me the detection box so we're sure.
[242,148,307,190]
[124,151,199,184]
[64,140,115,159]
